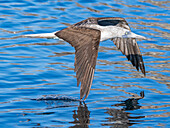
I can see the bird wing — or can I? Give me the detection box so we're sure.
[112,37,145,75]
[55,26,101,100]
[97,17,131,30]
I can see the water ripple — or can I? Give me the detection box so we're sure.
[0,0,170,127]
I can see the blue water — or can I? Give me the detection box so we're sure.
[0,0,170,127]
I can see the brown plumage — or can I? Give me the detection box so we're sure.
[55,17,146,100]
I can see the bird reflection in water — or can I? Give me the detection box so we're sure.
[35,91,144,128]
[113,91,144,110]
[102,91,145,128]
[69,91,145,128]
[69,102,90,128]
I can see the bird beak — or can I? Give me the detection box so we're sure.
[123,32,146,40]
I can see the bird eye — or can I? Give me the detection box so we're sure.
[125,31,129,35]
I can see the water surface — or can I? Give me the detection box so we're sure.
[0,0,170,127]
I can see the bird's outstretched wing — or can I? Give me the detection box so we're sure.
[55,26,101,100]
[112,37,145,75]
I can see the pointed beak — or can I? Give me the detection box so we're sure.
[123,32,146,40]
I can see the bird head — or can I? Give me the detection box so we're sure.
[122,31,146,39]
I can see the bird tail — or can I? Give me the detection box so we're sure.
[22,32,59,39]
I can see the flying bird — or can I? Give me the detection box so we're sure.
[23,17,146,100]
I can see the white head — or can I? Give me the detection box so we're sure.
[122,30,146,39]
[105,26,146,40]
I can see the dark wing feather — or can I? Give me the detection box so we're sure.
[97,17,130,30]
[55,26,100,100]
[112,38,145,75]
[74,17,130,30]
[99,18,146,75]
